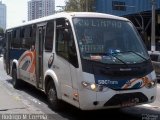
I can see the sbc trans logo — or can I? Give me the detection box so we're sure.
[98,80,118,85]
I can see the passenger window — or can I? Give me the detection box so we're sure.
[68,30,78,68]
[23,26,33,49]
[45,20,54,52]
[7,32,12,48]
[56,28,68,59]
[11,28,21,48]
[10,25,36,50]
[56,18,78,68]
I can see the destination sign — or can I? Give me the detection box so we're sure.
[74,18,122,29]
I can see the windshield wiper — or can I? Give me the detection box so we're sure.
[84,52,129,66]
[105,50,148,65]
[117,51,148,61]
[83,52,106,55]
[108,53,129,66]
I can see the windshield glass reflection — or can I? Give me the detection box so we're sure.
[73,18,149,64]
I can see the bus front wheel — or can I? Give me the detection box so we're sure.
[47,81,62,111]
[12,68,20,89]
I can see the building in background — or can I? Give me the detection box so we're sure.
[95,0,160,51]
[0,1,6,30]
[95,0,160,16]
[28,0,55,21]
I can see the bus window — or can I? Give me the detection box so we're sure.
[24,26,32,49]
[45,20,54,52]
[63,18,78,67]
[31,25,36,46]
[68,27,78,68]
[56,18,78,67]
[56,27,68,59]
[11,28,21,48]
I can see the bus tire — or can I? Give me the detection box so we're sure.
[47,81,62,111]
[12,68,20,89]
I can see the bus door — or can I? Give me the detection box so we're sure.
[5,31,12,74]
[36,24,46,89]
[53,18,74,103]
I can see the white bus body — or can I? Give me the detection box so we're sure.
[4,12,157,110]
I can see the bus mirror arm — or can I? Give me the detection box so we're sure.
[64,29,70,41]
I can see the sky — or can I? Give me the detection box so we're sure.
[2,0,65,28]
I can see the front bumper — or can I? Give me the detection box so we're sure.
[78,86,156,110]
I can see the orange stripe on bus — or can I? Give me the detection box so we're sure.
[19,51,33,66]
[29,50,36,73]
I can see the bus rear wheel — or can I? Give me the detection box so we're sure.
[12,68,20,89]
[47,81,62,111]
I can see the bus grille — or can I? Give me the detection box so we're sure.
[104,92,148,107]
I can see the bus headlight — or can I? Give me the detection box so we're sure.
[81,81,109,92]
[145,80,157,89]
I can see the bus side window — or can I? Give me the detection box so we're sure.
[68,29,78,68]
[56,28,68,59]
[24,25,33,49]
[7,31,12,48]
[31,25,36,48]
[12,28,21,48]
[45,20,54,52]
[56,18,78,68]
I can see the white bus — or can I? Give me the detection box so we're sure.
[4,12,157,110]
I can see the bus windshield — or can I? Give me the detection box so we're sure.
[73,18,149,64]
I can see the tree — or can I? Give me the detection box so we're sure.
[64,0,95,12]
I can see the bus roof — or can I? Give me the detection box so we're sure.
[7,12,129,30]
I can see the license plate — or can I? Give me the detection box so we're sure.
[121,98,139,107]
[121,101,136,107]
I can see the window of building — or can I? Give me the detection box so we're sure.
[112,1,126,11]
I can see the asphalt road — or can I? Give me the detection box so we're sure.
[0,57,160,120]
